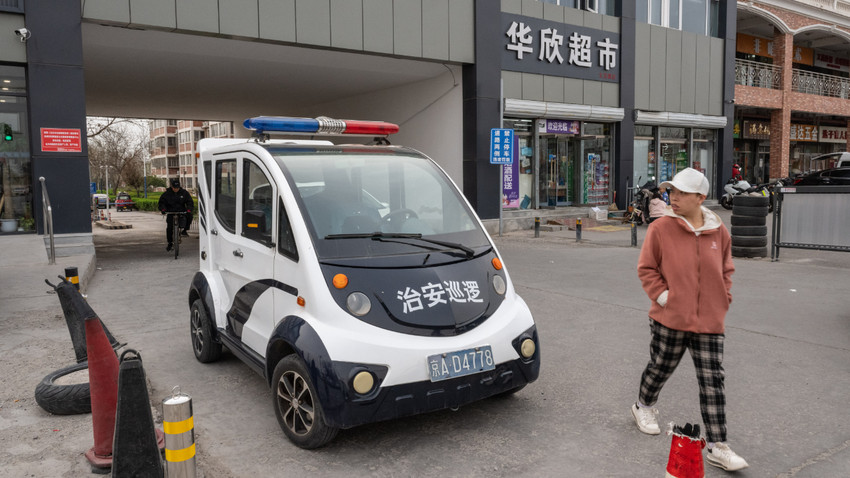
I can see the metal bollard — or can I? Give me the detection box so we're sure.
[65,266,80,290]
[576,218,582,242]
[162,387,196,478]
[631,222,637,247]
[534,217,540,238]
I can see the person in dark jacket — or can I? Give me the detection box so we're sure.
[158,178,193,251]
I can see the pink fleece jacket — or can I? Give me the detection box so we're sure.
[637,207,734,333]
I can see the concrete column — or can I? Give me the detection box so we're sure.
[769,30,793,179]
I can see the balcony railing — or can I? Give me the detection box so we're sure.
[792,68,850,98]
[735,59,781,89]
[736,59,850,99]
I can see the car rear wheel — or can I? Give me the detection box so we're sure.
[272,354,338,449]
[190,299,221,363]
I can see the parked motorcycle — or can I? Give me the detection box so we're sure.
[627,177,658,225]
[721,177,775,212]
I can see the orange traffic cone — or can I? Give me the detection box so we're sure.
[666,423,705,478]
[83,316,120,474]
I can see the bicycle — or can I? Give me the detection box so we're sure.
[164,211,190,259]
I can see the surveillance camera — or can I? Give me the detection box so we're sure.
[14,28,30,42]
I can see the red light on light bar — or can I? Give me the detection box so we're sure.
[342,120,399,136]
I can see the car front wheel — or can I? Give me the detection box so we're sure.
[190,299,221,363]
[272,354,338,449]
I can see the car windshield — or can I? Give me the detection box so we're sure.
[271,148,490,261]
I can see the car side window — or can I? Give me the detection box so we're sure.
[278,197,298,262]
[242,159,274,245]
[215,159,238,233]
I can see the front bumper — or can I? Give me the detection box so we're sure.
[320,326,540,430]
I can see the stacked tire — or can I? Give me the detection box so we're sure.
[730,195,769,258]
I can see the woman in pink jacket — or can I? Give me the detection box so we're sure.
[630,168,749,472]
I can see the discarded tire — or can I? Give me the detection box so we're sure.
[732,195,769,207]
[732,205,769,217]
[731,246,769,258]
[34,362,91,415]
[731,215,765,226]
[730,225,767,236]
[731,235,768,247]
[730,196,769,258]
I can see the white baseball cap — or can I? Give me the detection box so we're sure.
[659,167,709,196]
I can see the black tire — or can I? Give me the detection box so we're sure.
[732,195,769,207]
[272,355,339,449]
[190,299,222,363]
[730,225,767,236]
[731,235,767,247]
[720,196,732,210]
[732,245,768,258]
[731,214,766,226]
[732,205,769,217]
[34,362,91,415]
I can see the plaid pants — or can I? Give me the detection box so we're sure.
[639,319,727,443]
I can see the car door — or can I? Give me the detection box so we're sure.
[211,153,277,357]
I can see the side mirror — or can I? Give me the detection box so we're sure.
[242,210,268,243]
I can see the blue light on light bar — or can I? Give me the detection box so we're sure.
[243,116,399,136]
[244,116,319,134]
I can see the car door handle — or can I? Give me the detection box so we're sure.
[232,249,244,258]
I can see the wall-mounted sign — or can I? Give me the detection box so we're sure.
[503,14,620,83]
[742,120,770,140]
[537,119,581,134]
[789,123,818,142]
[736,33,814,66]
[41,128,82,152]
[819,125,848,143]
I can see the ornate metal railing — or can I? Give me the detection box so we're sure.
[735,59,781,89]
[792,68,850,98]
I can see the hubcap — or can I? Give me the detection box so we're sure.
[191,309,203,354]
[277,370,314,436]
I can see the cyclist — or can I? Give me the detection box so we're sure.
[158,178,193,252]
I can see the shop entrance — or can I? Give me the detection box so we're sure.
[539,135,580,206]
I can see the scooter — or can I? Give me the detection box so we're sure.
[627,177,658,225]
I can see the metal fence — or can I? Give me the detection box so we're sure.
[792,69,850,98]
[735,59,781,90]
[771,185,850,260]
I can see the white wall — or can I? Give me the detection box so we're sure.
[301,66,465,188]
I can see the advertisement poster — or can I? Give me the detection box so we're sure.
[503,139,520,208]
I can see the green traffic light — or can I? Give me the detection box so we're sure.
[2,123,11,141]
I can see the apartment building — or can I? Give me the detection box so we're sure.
[150,120,233,191]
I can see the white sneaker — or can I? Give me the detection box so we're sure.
[706,442,749,471]
[631,403,660,435]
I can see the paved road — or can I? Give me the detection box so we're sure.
[3,210,848,476]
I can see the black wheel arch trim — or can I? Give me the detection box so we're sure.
[189,272,219,344]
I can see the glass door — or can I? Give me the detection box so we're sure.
[539,136,574,206]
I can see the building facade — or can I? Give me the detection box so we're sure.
[7,0,845,242]
[735,0,850,183]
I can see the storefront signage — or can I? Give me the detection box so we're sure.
[489,128,514,164]
[814,52,850,73]
[736,33,813,65]
[502,14,620,83]
[742,120,770,140]
[819,125,848,143]
[41,128,82,152]
[502,140,520,208]
[789,123,818,142]
[537,119,580,134]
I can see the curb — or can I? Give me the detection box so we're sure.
[95,221,133,230]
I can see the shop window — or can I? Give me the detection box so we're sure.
[633,125,656,188]
[659,127,687,183]
[691,129,715,195]
[0,65,32,233]
[637,0,719,37]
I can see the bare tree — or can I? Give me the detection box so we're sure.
[87,118,150,196]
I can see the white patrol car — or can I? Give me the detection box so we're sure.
[188,116,540,448]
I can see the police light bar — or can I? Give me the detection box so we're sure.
[243,116,399,136]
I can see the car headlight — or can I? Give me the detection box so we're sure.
[492,275,506,295]
[346,292,371,316]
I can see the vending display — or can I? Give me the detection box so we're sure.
[583,153,609,205]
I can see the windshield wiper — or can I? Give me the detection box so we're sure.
[324,232,477,258]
